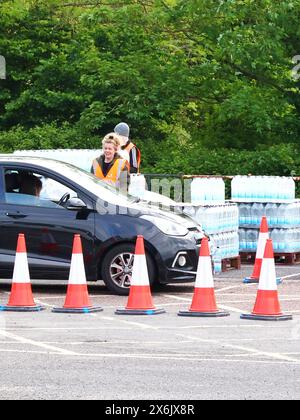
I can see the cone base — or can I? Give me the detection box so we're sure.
[0,305,44,312]
[115,307,165,316]
[52,306,103,314]
[178,309,230,318]
[243,277,282,285]
[241,313,292,321]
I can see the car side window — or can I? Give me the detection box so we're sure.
[4,169,77,209]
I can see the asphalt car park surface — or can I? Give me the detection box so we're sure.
[0,264,299,401]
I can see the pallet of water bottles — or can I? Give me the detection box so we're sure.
[239,226,300,254]
[240,250,300,265]
[237,201,300,228]
[221,255,241,272]
[211,232,240,274]
[187,202,239,234]
[231,175,296,203]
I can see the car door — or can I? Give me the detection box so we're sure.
[0,164,96,280]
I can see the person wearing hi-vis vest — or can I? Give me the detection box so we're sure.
[91,133,129,191]
[114,122,141,174]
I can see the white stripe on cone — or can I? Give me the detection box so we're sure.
[195,256,214,288]
[12,252,30,284]
[131,254,149,287]
[68,254,87,285]
[258,258,278,291]
[256,232,269,259]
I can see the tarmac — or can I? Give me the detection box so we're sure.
[0,263,299,400]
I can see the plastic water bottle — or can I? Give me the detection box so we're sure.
[239,229,246,251]
[129,174,146,198]
[265,203,278,227]
[277,204,286,226]
[284,177,295,200]
[246,229,258,251]
[233,231,239,256]
[239,203,251,225]
[251,203,264,226]
[277,229,286,251]
[217,178,226,202]
[213,247,222,275]
[271,229,280,251]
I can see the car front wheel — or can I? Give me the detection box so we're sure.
[101,243,156,295]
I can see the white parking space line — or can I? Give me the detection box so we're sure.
[176,333,300,364]
[0,348,56,355]
[34,299,53,308]
[0,344,295,364]
[101,315,159,330]
[162,294,244,314]
[161,294,190,302]
[66,352,298,365]
[3,327,133,331]
[215,284,256,293]
[281,273,300,279]
[0,325,298,365]
[0,329,78,356]
[178,324,264,329]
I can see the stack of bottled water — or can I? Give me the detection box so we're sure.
[232,175,300,253]
[231,176,295,202]
[190,176,241,268]
[238,202,300,228]
[191,177,225,204]
[195,204,239,234]
[239,227,300,253]
[210,231,240,260]
[188,203,240,269]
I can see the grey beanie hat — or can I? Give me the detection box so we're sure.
[114,122,130,138]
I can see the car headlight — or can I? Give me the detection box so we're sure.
[140,215,189,236]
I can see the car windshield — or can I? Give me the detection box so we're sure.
[54,161,136,206]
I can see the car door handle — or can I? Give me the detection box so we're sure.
[5,212,27,219]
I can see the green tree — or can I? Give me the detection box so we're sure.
[1,0,300,176]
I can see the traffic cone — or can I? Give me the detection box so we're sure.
[241,239,292,321]
[52,234,103,313]
[0,234,44,312]
[178,237,229,317]
[243,216,281,284]
[115,236,165,315]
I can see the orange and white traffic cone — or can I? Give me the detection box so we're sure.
[241,239,292,321]
[52,234,103,313]
[178,237,229,317]
[243,216,281,284]
[115,236,165,315]
[0,234,44,312]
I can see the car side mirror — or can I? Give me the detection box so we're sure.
[66,197,87,210]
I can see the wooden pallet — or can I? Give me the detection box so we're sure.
[240,252,300,265]
[221,255,241,272]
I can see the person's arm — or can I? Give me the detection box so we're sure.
[128,147,139,174]
[119,161,130,193]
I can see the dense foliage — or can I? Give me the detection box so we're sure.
[1,0,300,176]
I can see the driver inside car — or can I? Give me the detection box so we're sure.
[5,171,60,208]
[19,174,42,197]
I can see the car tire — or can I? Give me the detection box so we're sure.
[101,243,156,296]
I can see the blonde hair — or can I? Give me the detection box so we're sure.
[102,133,121,151]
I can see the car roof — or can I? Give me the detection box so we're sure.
[0,154,80,171]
